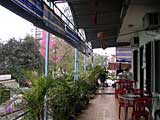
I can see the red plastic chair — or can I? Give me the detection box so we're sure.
[133,89,144,95]
[124,80,134,90]
[115,80,125,98]
[117,88,127,119]
[132,97,152,120]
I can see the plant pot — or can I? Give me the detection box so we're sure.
[75,103,81,114]
[69,115,76,120]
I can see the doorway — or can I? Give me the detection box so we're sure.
[146,42,151,93]
[140,46,144,90]
[155,40,160,93]
[133,50,138,82]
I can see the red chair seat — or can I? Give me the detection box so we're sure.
[132,111,149,120]
[132,97,151,120]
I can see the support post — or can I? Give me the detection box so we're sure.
[44,2,51,119]
[92,54,94,69]
[84,54,86,73]
[44,32,50,120]
[45,33,50,77]
[74,48,79,80]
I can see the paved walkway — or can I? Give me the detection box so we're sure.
[77,87,128,120]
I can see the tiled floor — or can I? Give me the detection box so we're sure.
[77,87,130,120]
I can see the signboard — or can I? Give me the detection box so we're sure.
[11,0,43,18]
[121,63,131,70]
[108,63,119,70]
[116,47,132,62]
[43,3,66,36]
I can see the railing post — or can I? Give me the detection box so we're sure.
[92,54,94,69]
[84,54,86,74]
[45,33,50,77]
[44,31,50,120]
[74,48,79,80]
[44,1,52,119]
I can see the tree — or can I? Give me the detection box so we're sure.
[0,35,44,80]
[94,53,106,66]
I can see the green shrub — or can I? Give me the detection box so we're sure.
[0,85,10,104]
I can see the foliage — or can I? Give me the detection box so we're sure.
[23,72,53,120]
[47,76,94,120]
[22,69,96,120]
[93,53,106,66]
[107,75,117,80]
[0,84,10,104]
[0,35,44,81]
[88,65,104,85]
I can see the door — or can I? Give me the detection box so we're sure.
[146,42,151,93]
[140,46,144,90]
[155,40,160,93]
[133,50,138,82]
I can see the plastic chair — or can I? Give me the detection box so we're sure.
[132,97,152,120]
[115,80,125,98]
[117,88,127,119]
[133,89,144,95]
[124,80,134,90]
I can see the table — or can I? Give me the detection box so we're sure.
[119,93,140,120]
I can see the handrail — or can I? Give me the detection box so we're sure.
[52,2,86,42]
[11,111,29,120]
[0,108,24,117]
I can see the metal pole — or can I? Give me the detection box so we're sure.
[44,1,52,119]
[44,33,50,77]
[92,54,94,69]
[74,48,79,80]
[44,32,50,120]
[84,54,86,73]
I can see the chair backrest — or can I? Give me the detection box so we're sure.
[134,97,152,112]
[133,89,144,95]
[118,88,127,95]
[118,88,127,103]
[124,80,134,89]
[117,80,125,88]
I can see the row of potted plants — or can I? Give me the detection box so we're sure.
[22,65,104,120]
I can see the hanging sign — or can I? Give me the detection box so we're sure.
[116,47,132,62]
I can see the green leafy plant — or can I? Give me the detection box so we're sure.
[23,71,53,120]
[0,84,10,104]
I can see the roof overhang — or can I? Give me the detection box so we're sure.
[67,0,130,49]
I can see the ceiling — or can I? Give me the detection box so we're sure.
[66,0,130,49]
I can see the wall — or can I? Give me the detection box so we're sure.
[134,30,160,119]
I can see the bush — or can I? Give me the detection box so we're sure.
[22,71,97,120]
[0,84,10,104]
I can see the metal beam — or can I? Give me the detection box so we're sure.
[67,0,87,2]
[77,24,120,29]
[74,11,121,17]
